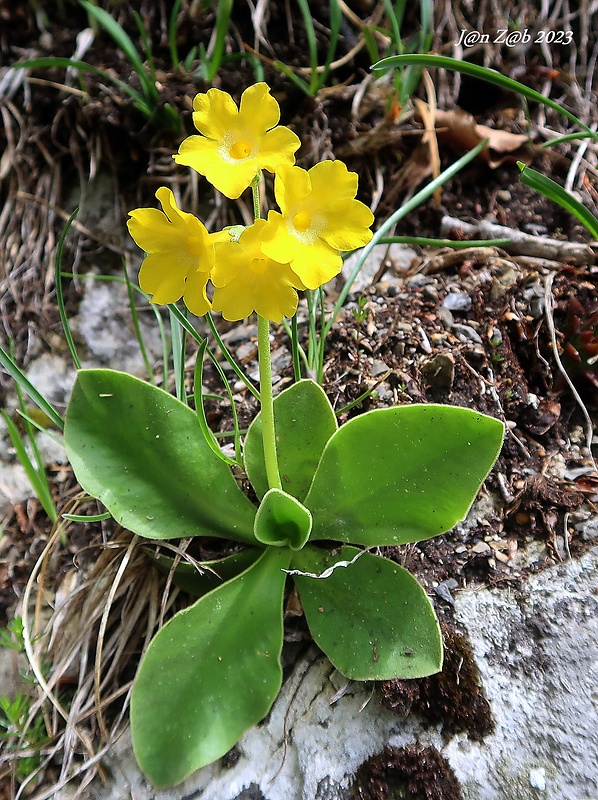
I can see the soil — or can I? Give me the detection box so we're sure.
[1,1,597,797]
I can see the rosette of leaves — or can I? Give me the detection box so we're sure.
[64,371,503,788]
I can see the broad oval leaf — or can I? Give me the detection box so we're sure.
[64,369,257,543]
[131,546,292,787]
[304,404,504,545]
[254,488,312,550]
[292,545,442,680]
[244,379,337,501]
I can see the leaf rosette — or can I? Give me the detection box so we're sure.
[65,370,503,787]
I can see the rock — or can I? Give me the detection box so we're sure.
[443,292,472,312]
[70,549,598,800]
[421,353,455,389]
[74,276,163,375]
[341,244,418,293]
[448,548,598,800]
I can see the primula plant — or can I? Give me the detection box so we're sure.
[63,83,504,788]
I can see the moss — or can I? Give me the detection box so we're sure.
[379,623,493,741]
[353,745,463,800]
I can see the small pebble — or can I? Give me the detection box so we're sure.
[443,292,472,312]
[529,767,546,791]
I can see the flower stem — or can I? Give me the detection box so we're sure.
[257,314,282,490]
[251,172,262,219]
[251,172,281,490]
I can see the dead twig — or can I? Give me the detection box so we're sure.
[441,216,596,265]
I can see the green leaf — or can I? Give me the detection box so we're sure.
[244,379,337,501]
[304,404,504,545]
[292,545,442,680]
[131,546,291,787]
[254,488,312,550]
[1,411,57,522]
[79,0,157,101]
[0,344,64,431]
[517,162,598,240]
[149,546,264,597]
[64,370,257,544]
[372,54,596,137]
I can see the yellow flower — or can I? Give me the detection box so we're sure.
[260,160,374,290]
[211,220,304,322]
[173,83,301,199]
[127,187,214,316]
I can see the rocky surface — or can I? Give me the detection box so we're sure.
[57,548,597,800]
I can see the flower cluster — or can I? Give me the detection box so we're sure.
[128,83,374,322]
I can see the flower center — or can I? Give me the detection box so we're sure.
[229,140,253,160]
[292,211,312,232]
[250,257,268,275]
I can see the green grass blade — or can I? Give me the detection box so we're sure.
[295,0,320,92]
[12,371,58,520]
[273,59,312,96]
[380,236,511,248]
[2,411,57,522]
[206,0,234,82]
[0,346,64,431]
[15,410,64,447]
[326,139,489,337]
[167,305,260,401]
[205,313,261,401]
[132,9,157,87]
[168,0,184,69]
[382,0,404,51]
[290,314,302,382]
[419,0,433,46]
[305,290,318,377]
[62,511,112,521]
[362,27,380,64]
[79,0,157,100]
[542,131,597,148]
[55,208,81,370]
[123,264,155,384]
[169,307,187,403]
[12,57,149,111]
[320,0,342,87]
[517,162,598,239]
[373,54,596,137]
[193,341,238,466]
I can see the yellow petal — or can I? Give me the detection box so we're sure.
[259,212,300,264]
[127,209,176,253]
[183,269,212,316]
[307,160,358,206]
[319,199,374,251]
[208,158,259,198]
[237,218,271,252]
[212,241,245,287]
[212,282,254,321]
[174,136,257,198]
[173,135,221,176]
[254,273,298,322]
[287,239,342,290]
[238,83,280,133]
[258,127,301,174]
[273,165,311,216]
[139,252,188,304]
[192,88,238,139]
